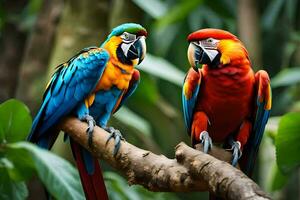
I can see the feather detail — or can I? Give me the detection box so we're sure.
[70,140,108,200]
[113,69,140,113]
[85,94,96,108]
[182,68,202,134]
[241,70,271,176]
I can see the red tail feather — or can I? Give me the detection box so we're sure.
[70,141,108,200]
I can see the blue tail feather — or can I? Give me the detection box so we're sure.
[82,147,95,175]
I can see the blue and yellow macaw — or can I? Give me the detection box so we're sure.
[28,23,147,200]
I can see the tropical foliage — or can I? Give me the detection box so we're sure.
[0,0,300,199]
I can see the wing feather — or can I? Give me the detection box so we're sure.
[242,70,272,176]
[113,69,140,113]
[28,47,109,142]
[182,68,202,135]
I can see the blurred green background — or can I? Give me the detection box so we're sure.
[0,0,300,199]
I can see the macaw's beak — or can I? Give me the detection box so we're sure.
[187,42,220,68]
[121,36,146,65]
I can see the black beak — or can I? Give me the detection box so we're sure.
[188,42,220,69]
[194,44,211,65]
[125,36,146,64]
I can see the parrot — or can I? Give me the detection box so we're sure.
[182,28,271,178]
[27,23,147,200]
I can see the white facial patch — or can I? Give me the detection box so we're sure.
[120,32,141,57]
[121,43,131,57]
[121,32,136,42]
[199,38,219,49]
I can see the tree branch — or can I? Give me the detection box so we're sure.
[59,117,271,200]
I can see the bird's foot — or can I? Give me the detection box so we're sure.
[81,115,96,147]
[199,131,212,153]
[104,126,124,156]
[228,140,242,167]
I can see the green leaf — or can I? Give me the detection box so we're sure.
[105,172,179,200]
[0,157,14,171]
[152,23,181,56]
[0,99,32,143]
[265,116,281,142]
[154,0,204,28]
[138,54,185,86]
[5,145,35,181]
[271,67,300,88]
[105,172,133,200]
[132,0,167,19]
[114,107,151,136]
[7,142,84,200]
[275,112,300,174]
[269,164,288,191]
[0,125,3,143]
[0,168,28,200]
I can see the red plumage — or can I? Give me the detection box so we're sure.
[70,140,108,200]
[187,28,237,41]
[191,62,255,145]
[183,28,271,175]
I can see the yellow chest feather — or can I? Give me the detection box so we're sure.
[94,60,134,91]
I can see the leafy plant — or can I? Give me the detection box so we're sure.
[271,67,300,88]
[139,53,185,86]
[0,99,182,200]
[264,112,300,192]
[154,0,204,28]
[0,99,84,200]
[105,172,179,200]
[275,112,300,174]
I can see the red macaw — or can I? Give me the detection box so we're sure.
[182,28,271,177]
[28,23,147,200]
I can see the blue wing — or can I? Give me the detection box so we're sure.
[182,68,202,135]
[28,47,109,148]
[242,70,272,176]
[113,69,140,113]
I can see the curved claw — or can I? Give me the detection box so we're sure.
[229,141,242,167]
[104,126,124,156]
[81,115,96,147]
[199,131,212,153]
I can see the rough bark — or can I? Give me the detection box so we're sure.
[59,117,271,200]
[16,0,64,112]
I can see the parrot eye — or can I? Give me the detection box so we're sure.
[121,32,136,42]
[201,38,219,48]
[206,38,213,43]
[121,32,129,40]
